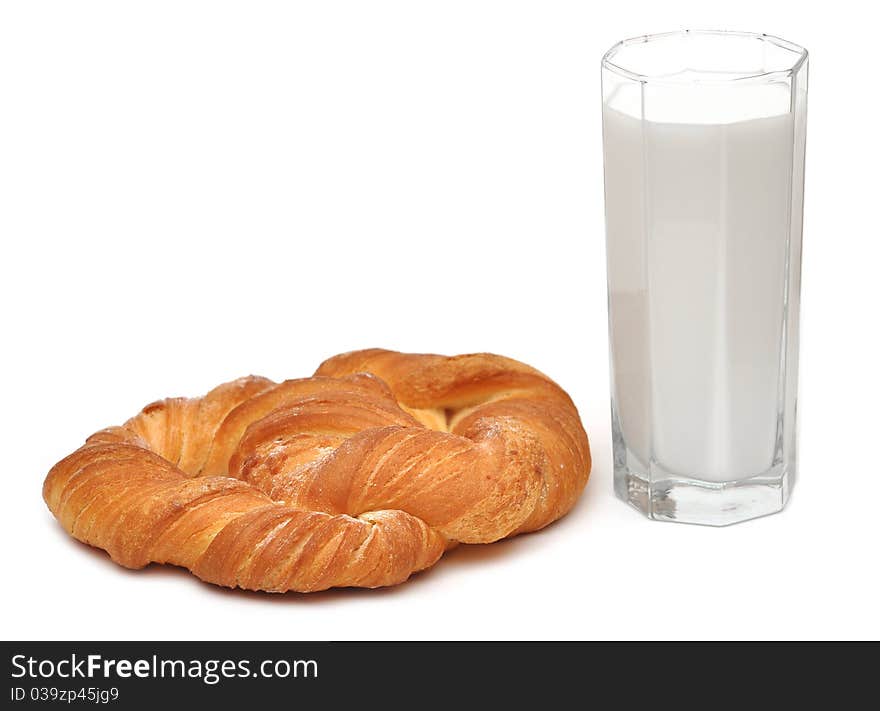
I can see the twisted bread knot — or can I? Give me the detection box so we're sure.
[43,350,591,592]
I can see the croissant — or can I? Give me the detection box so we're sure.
[43,349,591,592]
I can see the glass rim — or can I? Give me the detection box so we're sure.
[602,29,809,85]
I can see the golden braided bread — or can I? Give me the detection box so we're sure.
[43,349,591,592]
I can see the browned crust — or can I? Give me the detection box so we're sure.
[43,349,591,592]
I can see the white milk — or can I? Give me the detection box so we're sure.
[603,95,794,482]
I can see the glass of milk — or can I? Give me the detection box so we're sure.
[602,30,808,525]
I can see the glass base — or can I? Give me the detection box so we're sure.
[615,459,793,527]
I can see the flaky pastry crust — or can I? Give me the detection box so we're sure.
[43,349,591,592]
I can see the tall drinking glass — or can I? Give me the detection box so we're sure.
[601,31,808,525]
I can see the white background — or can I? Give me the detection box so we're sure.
[1,1,878,641]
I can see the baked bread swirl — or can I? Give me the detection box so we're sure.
[43,349,591,592]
